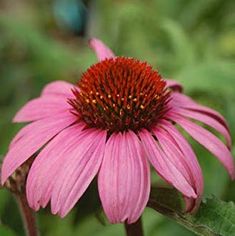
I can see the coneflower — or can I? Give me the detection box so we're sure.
[1,38,234,224]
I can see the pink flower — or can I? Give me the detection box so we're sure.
[1,38,234,223]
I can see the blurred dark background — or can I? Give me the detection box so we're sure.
[0,0,235,235]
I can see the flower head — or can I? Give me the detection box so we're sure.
[70,57,169,133]
[1,38,234,224]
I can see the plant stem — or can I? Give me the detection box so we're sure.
[124,217,144,236]
[16,194,39,236]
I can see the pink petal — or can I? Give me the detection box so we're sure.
[13,96,71,123]
[165,79,183,92]
[89,38,115,61]
[26,122,85,210]
[51,128,107,217]
[169,114,235,179]
[153,127,198,212]
[171,107,231,148]
[41,80,75,97]
[153,126,201,208]
[10,110,73,149]
[159,120,203,194]
[153,128,191,183]
[1,112,76,184]
[158,120,203,211]
[171,93,229,131]
[139,129,197,198]
[98,131,150,224]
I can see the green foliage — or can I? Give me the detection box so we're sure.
[149,188,235,236]
[0,225,16,236]
[192,197,235,236]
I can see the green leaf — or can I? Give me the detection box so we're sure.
[148,188,235,236]
[191,197,235,236]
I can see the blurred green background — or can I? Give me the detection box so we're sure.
[0,0,235,235]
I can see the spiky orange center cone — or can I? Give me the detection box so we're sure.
[70,57,170,133]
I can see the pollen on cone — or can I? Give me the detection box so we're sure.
[70,57,170,133]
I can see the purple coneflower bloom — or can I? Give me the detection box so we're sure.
[1,38,234,223]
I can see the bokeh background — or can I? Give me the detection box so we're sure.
[0,0,235,235]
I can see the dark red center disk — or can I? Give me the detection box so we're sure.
[70,57,169,133]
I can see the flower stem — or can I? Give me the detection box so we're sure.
[16,194,39,236]
[124,217,144,236]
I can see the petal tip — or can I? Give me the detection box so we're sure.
[184,197,202,214]
[230,168,235,180]
[51,207,58,216]
[12,113,22,123]
[88,37,96,46]
[32,204,40,212]
[26,196,40,212]
[88,37,100,48]
[89,38,115,61]
[58,209,68,218]
[1,176,6,186]
[189,191,197,199]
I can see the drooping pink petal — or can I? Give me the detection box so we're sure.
[1,112,77,184]
[171,107,231,148]
[165,79,183,92]
[159,120,203,193]
[98,131,150,224]
[153,128,191,183]
[89,38,115,61]
[139,129,197,199]
[26,122,85,210]
[13,96,71,123]
[158,120,204,211]
[51,128,107,217]
[171,92,229,131]
[41,80,75,97]
[153,126,201,212]
[169,113,235,179]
